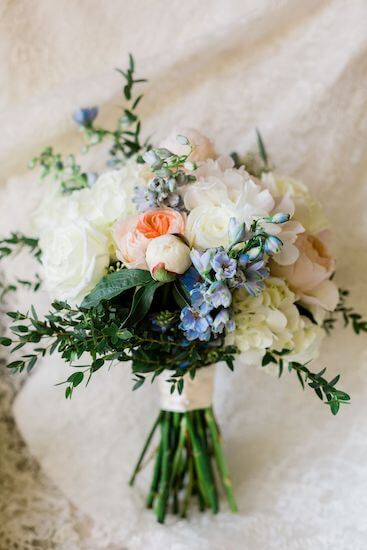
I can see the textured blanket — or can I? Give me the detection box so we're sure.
[1,1,367,548]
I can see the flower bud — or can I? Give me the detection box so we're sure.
[145,234,192,278]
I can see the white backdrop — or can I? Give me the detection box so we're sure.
[1,1,367,548]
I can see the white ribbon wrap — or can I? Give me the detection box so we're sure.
[158,365,216,412]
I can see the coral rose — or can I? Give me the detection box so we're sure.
[113,208,185,270]
[271,232,338,311]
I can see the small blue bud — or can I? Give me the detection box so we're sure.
[73,107,98,127]
[264,235,283,255]
[270,212,290,224]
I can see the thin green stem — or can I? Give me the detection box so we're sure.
[185,411,219,514]
[129,411,162,486]
[146,439,163,509]
[154,412,172,523]
[205,407,238,512]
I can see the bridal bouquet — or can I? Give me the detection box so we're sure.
[1,56,365,523]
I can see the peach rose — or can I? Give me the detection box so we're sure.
[271,232,338,311]
[113,208,185,269]
[159,128,215,162]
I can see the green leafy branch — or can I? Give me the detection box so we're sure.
[262,349,350,415]
[0,232,41,262]
[29,147,92,193]
[80,54,148,164]
[323,288,367,335]
[0,233,42,300]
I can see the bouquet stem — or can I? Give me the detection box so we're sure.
[129,407,238,523]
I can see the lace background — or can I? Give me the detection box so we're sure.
[0,1,367,548]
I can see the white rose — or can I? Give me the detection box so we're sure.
[145,235,191,276]
[32,182,81,235]
[160,128,215,161]
[185,204,234,250]
[183,157,274,226]
[40,220,109,303]
[79,163,145,231]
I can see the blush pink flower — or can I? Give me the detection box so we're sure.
[159,128,215,161]
[113,208,186,269]
[271,232,338,311]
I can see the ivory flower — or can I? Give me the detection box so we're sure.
[232,277,323,365]
[40,220,109,302]
[184,157,274,225]
[146,234,191,276]
[262,172,329,233]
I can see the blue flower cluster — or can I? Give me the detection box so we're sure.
[179,215,290,342]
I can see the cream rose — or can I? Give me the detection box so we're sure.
[271,232,338,311]
[262,172,329,233]
[40,220,109,302]
[185,204,234,250]
[159,128,215,161]
[183,156,274,228]
[145,234,191,276]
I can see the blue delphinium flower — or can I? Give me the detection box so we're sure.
[72,107,98,127]
[212,309,235,334]
[179,306,212,341]
[190,285,211,315]
[190,249,213,276]
[243,259,269,296]
[133,186,157,211]
[211,250,237,280]
[205,281,232,308]
[181,266,201,294]
[230,256,269,296]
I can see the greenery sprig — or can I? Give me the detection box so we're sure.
[262,349,350,415]
[0,232,41,262]
[29,147,93,193]
[323,288,367,335]
[78,53,148,164]
[1,279,238,398]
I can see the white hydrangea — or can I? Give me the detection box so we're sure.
[232,277,324,366]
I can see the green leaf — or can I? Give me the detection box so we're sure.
[125,281,162,326]
[256,128,268,166]
[0,337,12,346]
[262,352,275,366]
[133,378,145,391]
[132,359,157,374]
[81,269,153,309]
[67,371,84,387]
[6,360,25,371]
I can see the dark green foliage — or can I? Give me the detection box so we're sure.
[323,288,367,335]
[1,282,239,398]
[81,268,153,308]
[81,53,148,163]
[262,349,350,415]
